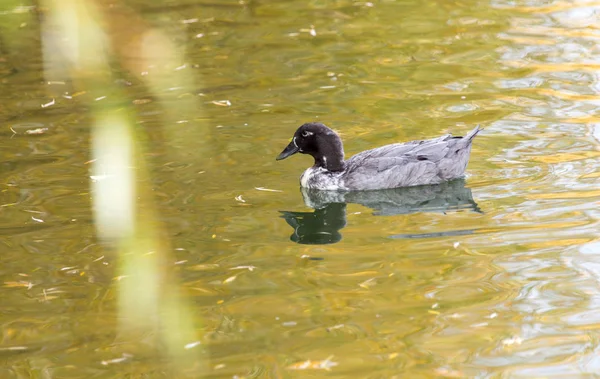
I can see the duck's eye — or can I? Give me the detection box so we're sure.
[301,131,312,138]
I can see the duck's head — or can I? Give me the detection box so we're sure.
[276,122,345,171]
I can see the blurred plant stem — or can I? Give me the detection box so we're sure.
[41,0,204,374]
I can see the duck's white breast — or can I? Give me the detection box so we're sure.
[299,167,314,188]
[300,167,346,190]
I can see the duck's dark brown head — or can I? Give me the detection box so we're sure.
[276,122,345,172]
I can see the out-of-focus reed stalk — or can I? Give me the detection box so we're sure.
[41,0,204,374]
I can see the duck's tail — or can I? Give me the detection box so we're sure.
[439,125,480,180]
[463,125,481,142]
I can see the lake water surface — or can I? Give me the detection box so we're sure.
[1,0,599,377]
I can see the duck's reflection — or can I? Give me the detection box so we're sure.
[280,203,346,244]
[280,180,480,244]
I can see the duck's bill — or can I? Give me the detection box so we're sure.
[276,142,299,160]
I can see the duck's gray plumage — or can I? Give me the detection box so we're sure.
[276,123,480,191]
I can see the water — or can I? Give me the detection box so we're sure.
[1,0,599,377]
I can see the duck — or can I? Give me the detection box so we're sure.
[276,122,480,191]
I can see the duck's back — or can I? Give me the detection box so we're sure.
[343,126,480,190]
